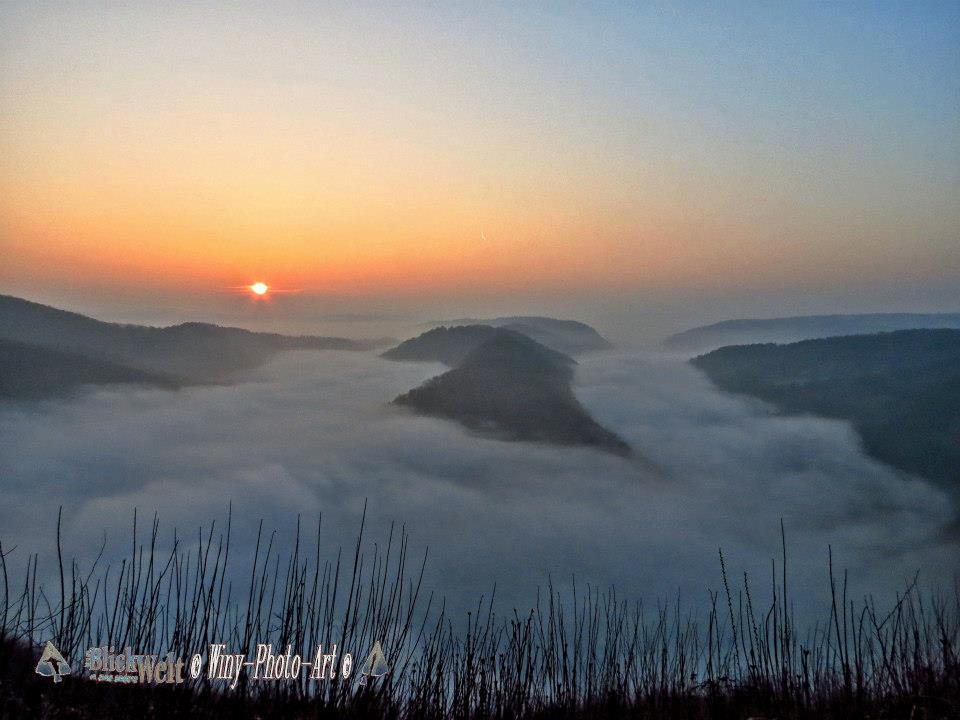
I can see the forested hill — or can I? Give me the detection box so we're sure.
[393,328,631,456]
[668,313,960,352]
[692,329,960,488]
[0,294,379,398]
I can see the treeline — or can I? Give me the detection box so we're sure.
[693,329,960,488]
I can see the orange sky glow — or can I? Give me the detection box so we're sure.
[1,3,957,314]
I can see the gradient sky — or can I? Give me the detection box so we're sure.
[1,2,958,331]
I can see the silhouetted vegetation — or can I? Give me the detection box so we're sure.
[0,339,182,400]
[434,317,613,355]
[382,316,612,368]
[693,329,960,489]
[393,330,631,456]
[0,294,382,397]
[383,325,504,366]
[668,313,960,352]
[1,510,957,718]
[488,317,612,355]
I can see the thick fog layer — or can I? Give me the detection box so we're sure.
[1,348,954,618]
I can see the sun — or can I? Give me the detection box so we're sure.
[250,282,269,296]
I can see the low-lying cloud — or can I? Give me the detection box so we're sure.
[0,348,955,619]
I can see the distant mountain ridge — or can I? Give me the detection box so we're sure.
[392,327,630,456]
[432,316,612,355]
[692,329,960,490]
[382,325,501,366]
[667,313,960,352]
[0,294,378,399]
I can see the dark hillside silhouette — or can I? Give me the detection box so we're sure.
[394,329,630,455]
[433,316,612,355]
[0,338,180,399]
[693,329,960,488]
[0,294,380,393]
[668,312,960,352]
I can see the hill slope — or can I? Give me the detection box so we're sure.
[432,316,612,355]
[668,313,960,353]
[382,325,500,366]
[492,316,612,354]
[692,329,960,488]
[394,329,630,455]
[0,294,375,388]
[0,338,181,400]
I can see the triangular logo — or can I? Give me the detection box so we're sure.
[358,640,389,684]
[35,641,72,683]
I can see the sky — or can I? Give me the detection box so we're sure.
[1,2,958,337]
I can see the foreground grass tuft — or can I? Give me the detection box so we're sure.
[1,509,957,718]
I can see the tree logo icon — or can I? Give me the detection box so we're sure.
[35,641,72,683]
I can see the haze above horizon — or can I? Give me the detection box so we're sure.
[1,2,957,334]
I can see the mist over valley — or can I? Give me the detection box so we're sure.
[1,295,956,622]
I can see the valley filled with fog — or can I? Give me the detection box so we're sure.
[1,345,954,619]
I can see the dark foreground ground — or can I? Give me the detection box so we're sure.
[3,634,957,719]
[2,513,958,719]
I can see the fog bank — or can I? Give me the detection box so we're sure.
[0,348,954,618]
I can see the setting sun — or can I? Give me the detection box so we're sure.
[250,282,269,296]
